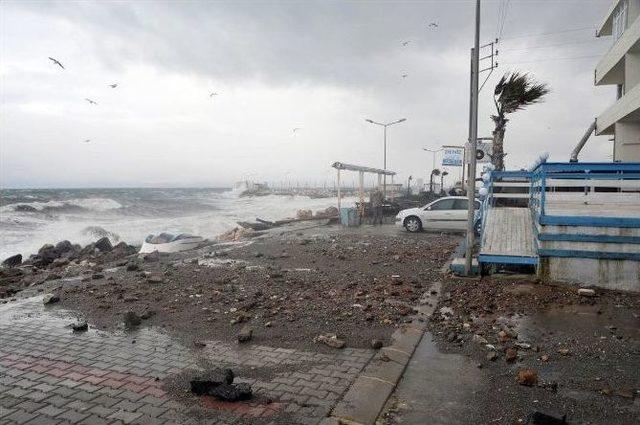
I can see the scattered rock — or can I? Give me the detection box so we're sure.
[71,321,88,332]
[55,240,73,253]
[541,355,550,362]
[123,311,142,329]
[578,288,596,297]
[143,251,160,263]
[126,263,140,272]
[516,368,538,386]
[193,341,207,348]
[139,309,156,320]
[505,348,518,362]
[209,383,252,402]
[237,326,253,343]
[472,334,488,345]
[43,293,60,305]
[191,368,235,394]
[371,339,384,349]
[92,273,104,280]
[147,274,164,284]
[2,254,22,268]
[486,351,498,361]
[314,333,346,349]
[557,348,571,356]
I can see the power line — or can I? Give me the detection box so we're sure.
[498,0,510,39]
[501,38,608,52]
[502,53,601,65]
[500,26,595,41]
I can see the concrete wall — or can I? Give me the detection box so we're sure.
[614,120,640,160]
[540,257,640,292]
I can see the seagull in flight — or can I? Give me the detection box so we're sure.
[48,57,65,69]
[109,83,118,88]
[402,73,408,79]
[83,139,91,143]
[210,92,219,97]
[85,98,98,105]
[292,128,301,134]
[428,22,438,28]
[401,41,411,46]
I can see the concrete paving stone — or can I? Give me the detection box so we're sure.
[112,400,141,412]
[44,394,74,408]
[4,368,28,377]
[58,379,83,389]
[90,395,122,408]
[0,395,24,408]
[0,375,19,385]
[118,390,146,403]
[331,376,394,425]
[35,404,67,417]
[87,404,115,418]
[24,415,63,425]
[77,414,112,425]
[24,391,52,402]
[76,383,101,393]
[94,387,124,398]
[34,382,59,393]
[57,409,91,424]
[53,386,79,398]
[14,378,39,389]
[65,400,95,412]
[107,409,143,424]
[135,395,165,407]
[4,409,38,423]
[134,403,167,418]
[0,406,18,419]
[14,399,47,413]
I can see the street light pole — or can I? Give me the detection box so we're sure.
[365,118,407,198]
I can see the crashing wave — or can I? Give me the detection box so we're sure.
[81,226,121,243]
[0,198,123,213]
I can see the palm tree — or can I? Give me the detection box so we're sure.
[491,72,550,170]
[429,168,440,193]
[440,170,449,194]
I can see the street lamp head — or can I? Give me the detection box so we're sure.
[365,119,374,124]
[397,118,407,123]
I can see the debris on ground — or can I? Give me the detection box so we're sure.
[237,325,253,343]
[314,333,346,349]
[578,288,596,297]
[516,368,538,386]
[526,411,567,425]
[43,293,60,305]
[190,368,252,402]
[123,311,142,329]
[71,320,88,332]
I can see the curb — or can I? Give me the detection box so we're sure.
[323,284,441,425]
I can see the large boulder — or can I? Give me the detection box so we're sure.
[36,244,60,266]
[94,237,113,253]
[55,240,74,253]
[2,254,22,268]
[111,242,137,258]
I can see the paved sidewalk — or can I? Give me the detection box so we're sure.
[0,296,374,424]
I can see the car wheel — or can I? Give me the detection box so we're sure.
[404,216,422,233]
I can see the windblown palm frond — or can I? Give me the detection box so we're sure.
[494,72,549,115]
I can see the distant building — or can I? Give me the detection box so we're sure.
[595,0,640,161]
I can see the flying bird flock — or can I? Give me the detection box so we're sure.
[47,17,439,143]
[398,20,439,80]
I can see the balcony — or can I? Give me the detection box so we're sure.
[596,82,640,134]
[595,15,640,86]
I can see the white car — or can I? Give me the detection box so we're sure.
[396,196,482,233]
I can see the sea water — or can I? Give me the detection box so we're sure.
[0,188,354,260]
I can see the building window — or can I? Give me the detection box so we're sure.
[613,0,628,41]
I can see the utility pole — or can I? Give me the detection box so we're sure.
[465,0,481,276]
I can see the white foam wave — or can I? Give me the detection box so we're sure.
[1,198,123,213]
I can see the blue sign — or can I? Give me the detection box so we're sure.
[442,147,463,167]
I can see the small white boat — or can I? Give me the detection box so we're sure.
[139,233,204,254]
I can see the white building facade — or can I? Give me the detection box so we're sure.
[596,0,640,161]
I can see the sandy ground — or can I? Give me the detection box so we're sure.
[55,223,459,351]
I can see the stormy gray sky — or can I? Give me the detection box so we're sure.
[1,0,614,188]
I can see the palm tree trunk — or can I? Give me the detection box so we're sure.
[429,174,433,192]
[492,115,507,171]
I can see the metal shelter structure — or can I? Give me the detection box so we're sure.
[331,162,396,215]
